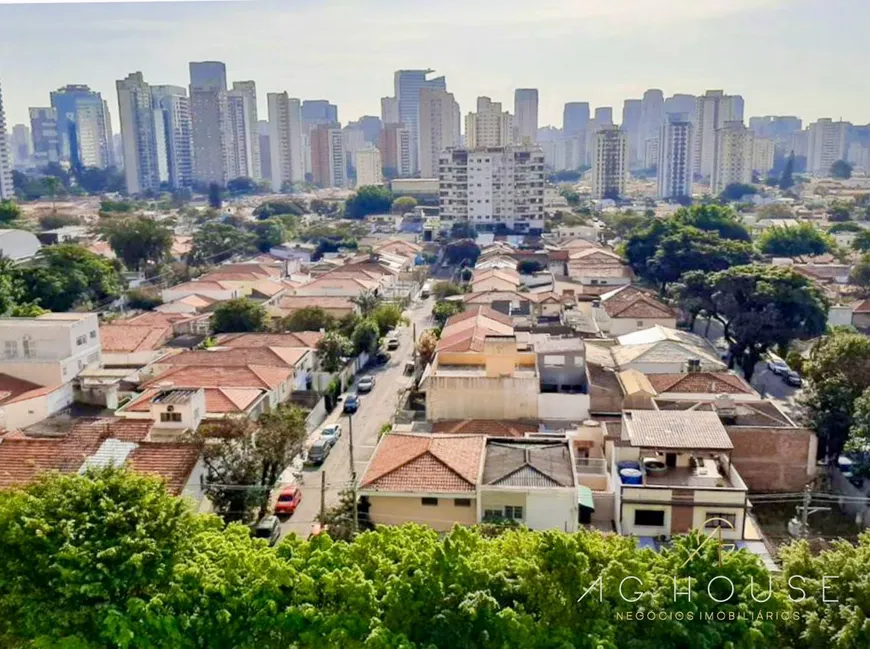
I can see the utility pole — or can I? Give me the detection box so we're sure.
[348,413,359,533]
[320,469,327,521]
[801,483,811,539]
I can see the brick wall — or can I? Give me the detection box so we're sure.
[727,427,818,492]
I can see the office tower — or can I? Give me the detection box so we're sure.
[231,81,261,180]
[806,119,849,175]
[342,125,366,174]
[394,69,446,173]
[380,96,399,125]
[29,107,60,165]
[847,143,870,172]
[665,94,697,119]
[640,89,664,140]
[465,97,513,148]
[267,92,303,192]
[227,89,255,180]
[590,126,628,200]
[355,146,383,187]
[189,61,229,185]
[0,82,11,199]
[349,116,382,145]
[49,85,111,169]
[379,122,413,178]
[749,115,802,138]
[310,124,346,188]
[622,99,643,167]
[711,122,754,194]
[514,89,539,144]
[151,85,193,189]
[541,137,585,172]
[694,90,743,178]
[563,102,590,136]
[418,88,459,178]
[593,107,614,127]
[115,72,161,195]
[657,113,694,200]
[752,138,775,174]
[301,100,338,130]
[438,145,546,233]
[10,125,32,167]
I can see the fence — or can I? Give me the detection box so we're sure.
[830,469,870,527]
[575,457,608,475]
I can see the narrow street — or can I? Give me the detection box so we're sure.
[280,296,433,539]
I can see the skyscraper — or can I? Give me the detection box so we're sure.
[590,126,628,200]
[10,125,32,167]
[29,107,59,165]
[231,81,261,180]
[514,89,539,144]
[355,146,383,187]
[379,123,413,179]
[267,92,304,192]
[301,100,338,130]
[657,113,694,200]
[806,118,849,175]
[694,90,743,178]
[465,97,513,149]
[151,85,193,189]
[621,99,643,167]
[380,97,399,125]
[665,94,697,119]
[640,89,665,141]
[0,81,12,199]
[418,87,459,178]
[227,89,255,180]
[257,120,272,181]
[189,61,229,185]
[712,122,754,194]
[394,69,446,173]
[116,72,161,195]
[49,84,111,169]
[310,124,346,188]
[563,102,590,137]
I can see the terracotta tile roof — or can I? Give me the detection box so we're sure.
[124,312,204,328]
[437,306,515,353]
[164,347,308,369]
[579,284,620,296]
[175,294,218,308]
[199,272,268,283]
[549,249,570,261]
[71,418,155,443]
[854,299,870,314]
[218,263,282,277]
[568,248,622,263]
[100,324,172,353]
[143,365,290,391]
[431,420,539,437]
[443,305,513,330]
[360,433,485,493]
[653,399,794,427]
[215,332,323,348]
[274,295,355,311]
[600,285,675,319]
[0,374,49,406]
[301,277,378,291]
[646,372,755,395]
[169,281,238,292]
[126,443,200,494]
[126,387,262,414]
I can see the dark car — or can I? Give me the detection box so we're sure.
[370,351,391,367]
[784,370,803,387]
[343,393,360,414]
[305,439,331,465]
[252,515,281,546]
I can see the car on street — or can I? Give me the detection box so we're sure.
[370,351,391,367]
[767,357,790,375]
[305,439,332,465]
[252,515,281,546]
[357,375,375,393]
[343,393,360,414]
[784,370,803,387]
[320,423,342,446]
[386,335,399,350]
[274,486,302,516]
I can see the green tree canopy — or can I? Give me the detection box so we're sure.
[517,259,545,274]
[187,222,257,266]
[207,182,222,208]
[672,204,751,241]
[756,202,796,220]
[371,302,406,337]
[433,300,464,328]
[102,216,174,271]
[828,221,863,234]
[779,151,795,190]
[0,200,21,224]
[391,196,418,214]
[38,212,81,230]
[282,306,337,333]
[851,254,870,294]
[718,183,757,202]
[757,222,833,258]
[827,202,852,222]
[852,229,870,252]
[830,159,854,179]
[212,298,268,333]
[316,330,353,372]
[226,176,259,195]
[350,290,382,318]
[253,200,305,219]
[126,288,163,310]
[351,318,380,355]
[344,185,392,219]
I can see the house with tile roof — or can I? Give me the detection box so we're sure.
[592,285,677,335]
[121,311,212,336]
[268,295,357,320]
[99,323,173,368]
[470,268,522,292]
[566,248,632,295]
[155,294,220,315]
[0,374,74,431]
[161,280,243,304]
[595,325,726,375]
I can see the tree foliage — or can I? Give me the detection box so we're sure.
[212,298,268,333]
[351,318,380,355]
[344,185,392,219]
[827,202,852,222]
[0,200,21,224]
[126,288,163,310]
[416,329,438,366]
[38,212,81,230]
[350,290,381,318]
[207,182,222,209]
[187,222,257,266]
[444,240,481,266]
[316,331,353,372]
[851,254,870,293]
[852,230,870,253]
[253,200,305,219]
[282,306,336,333]
[757,222,833,258]
[433,300,464,328]
[517,259,545,274]
[103,216,174,271]
[718,183,757,202]
[431,281,465,300]
[673,204,751,242]
[830,159,853,179]
[779,152,795,190]
[391,196,418,214]
[371,302,405,337]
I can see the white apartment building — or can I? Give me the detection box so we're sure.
[151,85,193,189]
[694,90,744,178]
[657,114,694,200]
[342,126,366,174]
[439,145,545,233]
[394,69,446,173]
[712,121,754,195]
[72,100,111,169]
[0,81,12,200]
[514,89,539,144]
[466,97,513,149]
[355,146,382,187]
[226,90,255,181]
[380,96,399,125]
[590,126,628,199]
[0,313,101,386]
[267,92,304,192]
[116,72,161,195]
[541,135,585,172]
[752,137,775,174]
[231,81,261,180]
[847,142,870,172]
[418,88,459,179]
[807,118,849,175]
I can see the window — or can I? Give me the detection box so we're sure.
[160,412,183,423]
[483,508,502,519]
[454,498,472,507]
[76,335,87,346]
[89,330,97,339]
[543,355,566,367]
[421,497,439,507]
[4,341,17,359]
[705,513,738,530]
[504,505,524,520]
[634,510,665,527]
[636,321,644,328]
[22,336,32,358]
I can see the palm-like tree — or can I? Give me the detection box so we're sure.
[351,290,381,318]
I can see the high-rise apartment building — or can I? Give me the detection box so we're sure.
[10,125,32,167]
[380,96,399,125]
[231,81,261,180]
[29,107,60,165]
[257,120,271,181]
[541,136,585,172]
[150,85,193,189]
[226,90,255,180]
[189,61,229,185]
[116,72,161,195]
[355,146,383,187]
[50,85,111,169]
[752,138,775,174]
[657,113,694,200]
[394,69,446,173]
[622,99,643,167]
[748,116,802,139]
[439,145,545,233]
[514,89,539,144]
[301,100,338,130]
[806,118,849,175]
[593,107,614,127]
[711,121,754,195]
[465,97,513,149]
[640,89,665,143]
[418,88,459,178]
[349,116,383,145]
[590,126,628,200]
[267,92,304,192]
[665,94,697,119]
[310,124,346,188]
[379,123,413,178]
[694,90,744,178]
[0,82,12,199]
[563,102,590,137]
[343,125,366,174]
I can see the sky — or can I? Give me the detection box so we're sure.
[1,0,868,129]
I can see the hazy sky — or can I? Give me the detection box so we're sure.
[1,0,868,129]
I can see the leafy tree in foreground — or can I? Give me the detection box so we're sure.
[371,302,406,337]
[757,222,833,258]
[316,330,353,372]
[433,300,464,328]
[416,329,438,366]
[0,200,21,224]
[673,203,751,242]
[103,216,174,271]
[212,298,268,333]
[344,185,392,219]
[351,318,380,355]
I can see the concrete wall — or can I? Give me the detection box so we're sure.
[366,494,477,532]
[827,305,854,328]
[727,427,818,492]
[607,317,677,337]
[0,383,73,430]
[426,375,538,421]
[538,392,590,422]
[526,491,578,532]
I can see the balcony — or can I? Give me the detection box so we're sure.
[576,457,607,475]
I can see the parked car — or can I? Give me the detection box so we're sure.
[320,423,342,446]
[305,439,332,465]
[784,370,803,387]
[386,335,400,350]
[274,486,302,516]
[343,393,361,413]
[357,375,375,393]
[767,358,789,375]
[370,351,391,367]
[252,515,281,546]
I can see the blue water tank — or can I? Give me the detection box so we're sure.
[617,460,641,471]
[619,468,643,485]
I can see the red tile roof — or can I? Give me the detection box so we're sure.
[600,285,675,319]
[215,332,324,348]
[274,296,355,311]
[0,374,53,406]
[143,365,290,391]
[163,347,309,369]
[361,434,485,493]
[125,387,262,414]
[100,324,172,353]
[854,299,870,314]
[646,372,755,395]
[126,443,201,494]
[431,420,539,437]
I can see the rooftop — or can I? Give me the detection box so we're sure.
[482,439,575,488]
[646,372,755,395]
[622,409,734,451]
[430,420,540,437]
[100,324,171,353]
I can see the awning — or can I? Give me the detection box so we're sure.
[577,485,595,510]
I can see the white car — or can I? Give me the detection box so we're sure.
[767,358,789,375]
[320,423,342,447]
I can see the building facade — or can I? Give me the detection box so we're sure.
[379,122,413,178]
[266,92,304,192]
[590,126,628,199]
[465,96,513,149]
[151,85,193,189]
[418,87,459,178]
[622,98,643,167]
[380,96,399,125]
[0,82,12,199]
[806,118,849,175]
[752,137,775,174]
[563,102,590,137]
[657,114,694,200]
[514,88,539,144]
[694,90,743,178]
[310,125,347,188]
[49,85,111,169]
[188,61,230,185]
[116,72,161,195]
[29,107,59,166]
[711,121,754,195]
[355,146,382,187]
[230,81,261,180]
[394,69,446,173]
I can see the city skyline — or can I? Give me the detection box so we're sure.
[0,0,868,129]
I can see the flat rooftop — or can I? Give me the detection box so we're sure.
[433,365,538,378]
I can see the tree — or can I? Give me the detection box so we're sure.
[851,254,870,294]
[371,302,406,337]
[74,165,125,194]
[187,222,257,266]
[718,183,757,202]
[673,204,751,241]
[780,151,795,190]
[255,405,307,490]
[433,300,464,328]
[226,177,258,195]
[282,307,336,333]
[127,288,163,310]
[830,159,853,179]
[432,281,465,300]
[391,196,417,214]
[600,209,652,240]
[699,264,828,381]
[847,387,870,452]
[517,260,545,274]
[756,202,796,220]
[758,222,833,258]
[444,240,481,266]
[852,230,870,253]
[827,202,852,222]
[351,318,380,355]
[103,216,174,271]
[253,200,305,219]
[829,221,863,234]
[309,198,331,215]
[450,221,477,240]
[316,331,353,372]
[344,185,392,219]
[0,200,21,224]
[38,212,80,229]
[207,182,222,209]
[247,217,288,252]
[212,298,267,334]
[416,329,438,366]
[350,290,382,318]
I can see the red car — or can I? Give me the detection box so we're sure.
[274,486,302,516]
